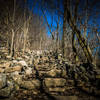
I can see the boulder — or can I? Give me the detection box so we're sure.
[0,74,7,89]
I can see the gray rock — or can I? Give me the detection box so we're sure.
[0,74,7,89]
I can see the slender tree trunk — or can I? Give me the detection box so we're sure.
[72,0,79,62]
[62,0,68,57]
[56,17,59,52]
[23,1,30,53]
[10,0,16,57]
[10,29,15,57]
[84,0,88,39]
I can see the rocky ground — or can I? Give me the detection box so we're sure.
[0,48,100,100]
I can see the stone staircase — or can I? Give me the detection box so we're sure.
[0,50,100,100]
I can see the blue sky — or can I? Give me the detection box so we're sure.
[27,0,100,38]
[27,0,63,37]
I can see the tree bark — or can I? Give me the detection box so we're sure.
[65,0,93,63]
[62,0,68,57]
[10,0,16,57]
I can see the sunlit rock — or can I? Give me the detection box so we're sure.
[0,68,4,73]
[18,60,28,67]
[48,87,66,92]
[25,67,33,75]
[0,61,11,68]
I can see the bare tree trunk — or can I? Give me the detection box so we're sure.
[23,1,30,53]
[10,0,16,57]
[23,27,28,53]
[72,0,79,62]
[6,16,10,54]
[55,0,60,52]
[56,16,60,52]
[10,29,15,57]
[62,0,69,57]
[65,0,93,63]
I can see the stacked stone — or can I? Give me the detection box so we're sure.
[0,49,100,100]
[33,51,68,95]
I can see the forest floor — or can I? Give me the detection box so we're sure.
[0,48,100,100]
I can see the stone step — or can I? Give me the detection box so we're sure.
[43,78,67,88]
[38,68,67,78]
[5,65,22,73]
[18,79,41,90]
[35,64,51,71]
[48,87,66,92]
[53,96,78,100]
